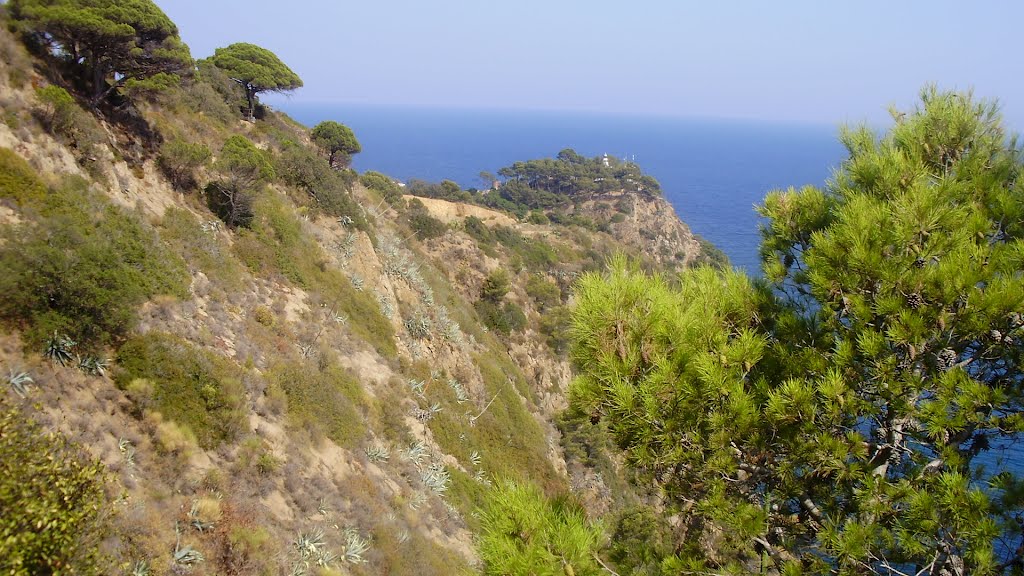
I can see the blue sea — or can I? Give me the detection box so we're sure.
[276,103,849,274]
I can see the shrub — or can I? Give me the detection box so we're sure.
[0,177,189,349]
[406,198,446,240]
[525,274,561,310]
[480,269,511,303]
[539,305,572,354]
[116,332,246,449]
[360,170,404,205]
[0,399,110,575]
[475,300,526,335]
[0,147,46,206]
[275,142,366,228]
[158,138,211,190]
[33,85,105,173]
[34,85,79,138]
[159,207,246,292]
[267,360,367,447]
[477,480,602,576]
[210,135,274,228]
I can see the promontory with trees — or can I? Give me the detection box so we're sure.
[0,1,1022,575]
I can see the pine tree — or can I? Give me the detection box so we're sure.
[570,88,1024,574]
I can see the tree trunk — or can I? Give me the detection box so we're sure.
[245,86,256,122]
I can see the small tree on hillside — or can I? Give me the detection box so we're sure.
[208,43,302,121]
[9,0,192,105]
[311,121,361,168]
[209,135,274,227]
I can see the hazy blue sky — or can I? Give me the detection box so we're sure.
[159,0,1024,128]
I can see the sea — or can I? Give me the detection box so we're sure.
[276,103,849,275]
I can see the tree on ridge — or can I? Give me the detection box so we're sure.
[208,42,302,121]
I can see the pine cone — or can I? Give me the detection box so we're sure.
[937,348,957,371]
[906,293,924,309]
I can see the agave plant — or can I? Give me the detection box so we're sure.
[129,560,150,576]
[469,451,482,468]
[44,332,75,366]
[317,497,330,517]
[6,369,33,398]
[404,441,429,467]
[341,528,370,564]
[188,501,215,532]
[421,462,451,495]
[118,438,136,468]
[294,528,326,560]
[77,355,109,377]
[403,309,432,340]
[173,538,204,566]
[448,378,470,404]
[375,290,395,318]
[408,492,428,510]
[364,443,390,463]
[407,378,426,397]
[349,273,364,291]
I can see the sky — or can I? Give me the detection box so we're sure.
[158,0,1024,128]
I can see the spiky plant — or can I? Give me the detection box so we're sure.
[404,441,429,467]
[294,528,326,560]
[77,355,109,377]
[421,462,451,495]
[448,378,469,404]
[118,438,136,468]
[408,378,426,397]
[364,443,390,463]
[341,528,370,564]
[129,560,150,576]
[6,369,33,398]
[317,497,330,517]
[349,273,364,291]
[172,541,204,566]
[408,492,428,510]
[470,451,482,468]
[375,290,395,318]
[403,309,432,340]
[44,332,75,366]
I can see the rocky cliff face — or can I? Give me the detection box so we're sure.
[0,25,707,575]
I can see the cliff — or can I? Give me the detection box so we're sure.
[0,21,710,575]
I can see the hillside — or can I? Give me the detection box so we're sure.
[0,13,712,576]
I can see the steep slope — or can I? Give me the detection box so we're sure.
[0,20,709,576]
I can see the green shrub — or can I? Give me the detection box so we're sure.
[610,212,626,224]
[0,177,189,349]
[0,147,46,206]
[477,480,602,576]
[525,274,561,310]
[606,506,673,576]
[0,399,109,575]
[406,198,446,239]
[33,85,105,175]
[157,138,211,190]
[275,142,366,228]
[359,170,404,205]
[475,300,526,335]
[116,332,246,449]
[480,269,511,303]
[526,210,549,225]
[539,305,572,354]
[210,135,274,228]
[34,85,78,138]
[267,360,366,447]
